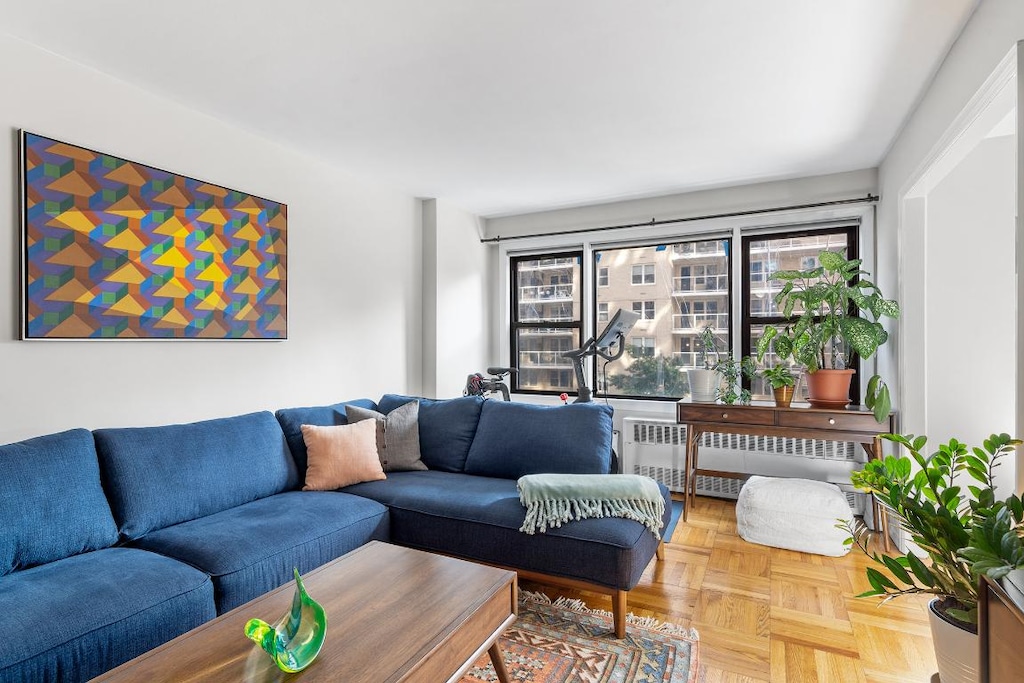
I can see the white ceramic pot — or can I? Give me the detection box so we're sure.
[928,598,978,683]
[687,368,720,403]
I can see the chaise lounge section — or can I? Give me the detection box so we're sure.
[281,394,671,636]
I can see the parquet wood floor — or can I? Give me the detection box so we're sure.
[523,495,937,682]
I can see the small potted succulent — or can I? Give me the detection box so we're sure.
[686,325,721,403]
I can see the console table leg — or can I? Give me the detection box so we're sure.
[657,540,665,560]
[684,425,701,522]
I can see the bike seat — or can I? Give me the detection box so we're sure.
[486,366,517,376]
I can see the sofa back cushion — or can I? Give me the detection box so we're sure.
[463,402,614,479]
[0,429,118,576]
[377,394,484,472]
[94,412,297,540]
[274,399,379,478]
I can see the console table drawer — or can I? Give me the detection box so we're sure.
[777,410,881,433]
[677,404,776,426]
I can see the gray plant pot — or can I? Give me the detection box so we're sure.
[687,368,720,403]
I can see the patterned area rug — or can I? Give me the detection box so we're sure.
[461,591,701,683]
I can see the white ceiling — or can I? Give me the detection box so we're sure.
[1,1,977,217]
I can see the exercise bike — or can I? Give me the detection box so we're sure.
[464,367,517,401]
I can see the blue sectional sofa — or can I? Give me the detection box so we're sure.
[0,396,670,682]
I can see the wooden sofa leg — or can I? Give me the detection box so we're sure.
[656,540,665,560]
[613,590,627,638]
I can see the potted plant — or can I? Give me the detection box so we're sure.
[758,363,798,408]
[686,325,721,403]
[756,249,898,417]
[845,432,1021,683]
[713,354,753,405]
[960,463,1024,618]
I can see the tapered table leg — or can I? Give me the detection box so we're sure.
[489,642,511,683]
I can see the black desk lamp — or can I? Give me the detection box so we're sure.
[561,309,641,403]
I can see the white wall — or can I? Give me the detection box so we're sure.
[878,0,1023,471]
[421,199,488,398]
[486,169,877,240]
[0,33,423,443]
[924,136,1016,478]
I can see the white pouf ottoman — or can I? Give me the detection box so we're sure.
[735,476,853,556]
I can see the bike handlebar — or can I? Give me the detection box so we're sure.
[486,366,517,376]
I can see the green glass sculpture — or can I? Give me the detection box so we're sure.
[244,568,327,673]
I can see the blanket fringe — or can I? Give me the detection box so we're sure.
[519,497,665,538]
[519,589,699,639]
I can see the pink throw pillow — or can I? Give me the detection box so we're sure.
[301,420,386,490]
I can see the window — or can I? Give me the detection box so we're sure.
[742,227,858,400]
[510,252,582,393]
[596,239,730,399]
[508,226,861,402]
[631,264,655,285]
[629,336,655,357]
[632,300,655,320]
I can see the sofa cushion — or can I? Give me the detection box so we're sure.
[131,491,390,613]
[463,402,614,479]
[275,399,379,477]
[0,429,118,576]
[344,471,670,590]
[377,394,484,472]
[347,403,427,472]
[0,547,214,683]
[95,412,298,541]
[301,421,387,490]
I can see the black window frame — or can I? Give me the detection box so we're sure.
[591,237,733,401]
[505,226,864,403]
[740,225,861,403]
[509,250,583,395]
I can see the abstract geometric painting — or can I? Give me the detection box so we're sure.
[20,131,287,339]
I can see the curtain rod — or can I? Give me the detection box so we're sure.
[480,194,880,244]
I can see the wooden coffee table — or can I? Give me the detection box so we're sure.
[93,541,517,682]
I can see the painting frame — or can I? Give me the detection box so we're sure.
[20,131,288,340]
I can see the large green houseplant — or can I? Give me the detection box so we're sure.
[846,432,1021,683]
[756,249,899,419]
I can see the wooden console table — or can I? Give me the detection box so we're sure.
[675,401,895,550]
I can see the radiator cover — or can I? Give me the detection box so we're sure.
[621,417,866,515]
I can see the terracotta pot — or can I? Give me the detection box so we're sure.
[804,369,855,408]
[928,598,978,683]
[772,386,795,408]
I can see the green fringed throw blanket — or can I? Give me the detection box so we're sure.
[518,473,665,538]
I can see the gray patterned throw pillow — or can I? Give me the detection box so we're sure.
[345,402,427,472]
